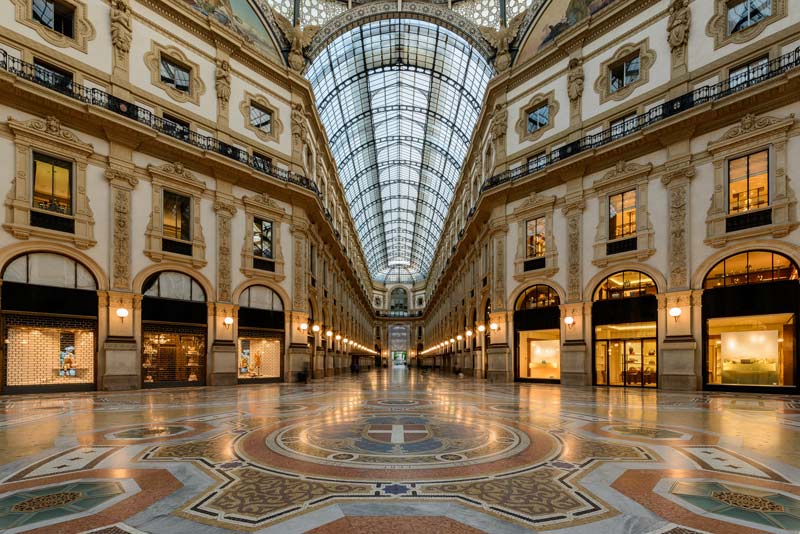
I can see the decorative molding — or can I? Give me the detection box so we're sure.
[705,113,797,247]
[515,90,559,144]
[10,0,95,53]
[143,41,206,105]
[706,0,786,50]
[240,92,283,144]
[561,196,584,302]
[594,39,656,104]
[215,198,235,302]
[479,9,527,73]
[270,8,320,72]
[144,163,207,268]
[662,159,695,290]
[106,167,138,290]
[4,116,96,249]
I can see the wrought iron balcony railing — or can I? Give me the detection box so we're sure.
[0,50,321,199]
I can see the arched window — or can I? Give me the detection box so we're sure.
[390,287,408,311]
[594,271,656,301]
[704,251,798,289]
[237,285,283,311]
[3,253,96,290]
[143,271,205,302]
[515,285,560,310]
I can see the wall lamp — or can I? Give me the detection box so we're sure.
[115,307,129,323]
[326,330,333,338]
[477,324,486,333]
[466,329,473,337]
[223,316,234,329]
[669,307,682,322]
[299,322,308,332]
[312,324,320,333]
[564,316,575,329]
[489,322,498,331]
[456,334,463,341]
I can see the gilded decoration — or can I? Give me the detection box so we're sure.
[144,162,207,268]
[705,113,797,247]
[706,0,786,49]
[143,42,206,105]
[9,0,95,53]
[515,91,559,144]
[241,193,286,281]
[594,39,656,104]
[240,92,283,143]
[4,116,96,248]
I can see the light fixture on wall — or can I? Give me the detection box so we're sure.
[312,324,320,333]
[450,338,455,343]
[116,308,129,323]
[489,323,498,331]
[335,334,342,341]
[299,322,308,332]
[343,338,349,344]
[564,316,575,329]
[466,329,473,337]
[669,307,682,322]
[477,324,486,333]
[223,316,234,329]
[456,334,463,341]
[326,330,333,337]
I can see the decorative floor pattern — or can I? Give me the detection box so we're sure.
[0,369,797,533]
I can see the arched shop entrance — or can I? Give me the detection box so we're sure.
[141,271,207,387]
[1,252,98,394]
[593,271,658,388]
[702,250,798,392]
[514,285,561,383]
[237,285,285,382]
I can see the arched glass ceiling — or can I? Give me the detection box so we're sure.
[306,18,493,284]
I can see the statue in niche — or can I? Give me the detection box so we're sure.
[667,0,690,53]
[110,0,132,57]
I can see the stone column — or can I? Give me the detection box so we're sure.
[313,330,325,379]
[209,302,237,386]
[102,167,139,390]
[287,219,311,381]
[660,159,698,390]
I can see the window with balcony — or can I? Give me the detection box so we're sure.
[610,113,638,140]
[253,151,272,173]
[527,152,546,173]
[729,56,769,89]
[33,59,73,92]
[162,113,190,142]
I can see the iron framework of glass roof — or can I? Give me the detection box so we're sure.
[306,18,493,284]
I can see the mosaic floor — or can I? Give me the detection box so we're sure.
[1,369,799,533]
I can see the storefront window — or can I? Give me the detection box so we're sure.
[142,330,205,384]
[594,271,656,300]
[595,322,657,387]
[707,313,795,386]
[518,329,560,380]
[238,337,282,378]
[4,320,94,387]
[704,250,797,288]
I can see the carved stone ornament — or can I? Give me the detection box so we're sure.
[667,0,690,54]
[110,0,132,61]
[10,0,95,53]
[106,168,137,289]
[567,57,584,103]
[271,8,320,72]
[561,197,584,302]
[668,185,688,288]
[4,116,96,248]
[215,200,236,302]
[479,10,527,73]
[215,59,231,109]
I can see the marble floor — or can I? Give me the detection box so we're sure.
[0,369,799,534]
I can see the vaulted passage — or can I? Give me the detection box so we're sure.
[307,19,493,284]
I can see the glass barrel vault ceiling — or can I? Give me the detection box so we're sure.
[306,19,493,284]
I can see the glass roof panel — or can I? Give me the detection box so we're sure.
[306,18,492,284]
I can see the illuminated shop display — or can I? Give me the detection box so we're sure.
[142,329,206,384]
[238,336,281,378]
[518,329,560,380]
